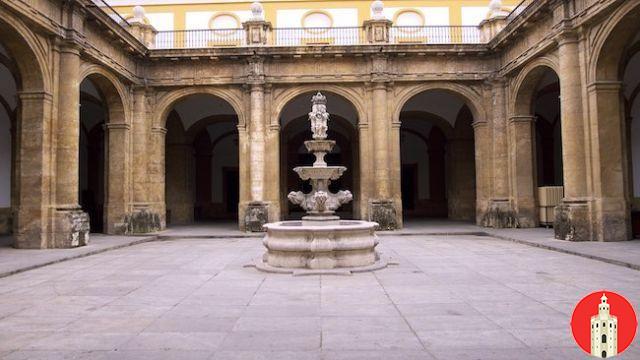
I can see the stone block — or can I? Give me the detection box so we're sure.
[53,209,90,248]
[124,208,163,234]
[244,201,270,232]
[368,200,397,230]
[481,200,520,228]
[554,202,591,241]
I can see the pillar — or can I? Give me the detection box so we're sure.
[368,81,397,230]
[128,88,161,233]
[482,80,519,228]
[508,115,537,227]
[53,45,89,247]
[13,92,54,248]
[448,138,477,221]
[104,122,131,234]
[389,120,403,228]
[149,126,167,229]
[165,143,192,225]
[587,81,631,241]
[554,31,591,241]
[473,120,491,225]
[244,83,270,231]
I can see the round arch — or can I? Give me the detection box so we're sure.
[392,82,486,126]
[153,87,246,129]
[79,65,131,122]
[272,84,367,126]
[590,1,640,82]
[510,58,560,115]
[0,9,48,92]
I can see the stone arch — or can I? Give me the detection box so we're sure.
[78,68,132,234]
[153,87,246,129]
[0,8,49,93]
[392,82,486,126]
[0,11,52,247]
[79,65,131,123]
[590,0,640,82]
[510,58,559,115]
[272,84,366,126]
[395,84,479,222]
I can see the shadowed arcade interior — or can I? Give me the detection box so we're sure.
[399,90,476,222]
[165,94,240,226]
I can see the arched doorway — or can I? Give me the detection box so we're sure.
[79,78,106,233]
[0,43,17,238]
[78,73,129,235]
[0,15,48,247]
[164,94,240,225]
[532,71,563,188]
[591,1,640,240]
[278,92,360,220]
[622,29,640,238]
[398,90,476,222]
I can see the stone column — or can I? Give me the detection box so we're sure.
[148,126,167,229]
[389,120,403,228]
[264,86,281,222]
[473,120,491,225]
[53,44,89,247]
[587,81,630,241]
[358,121,373,220]
[237,124,251,229]
[244,83,270,231]
[128,89,160,233]
[508,115,537,227]
[554,31,591,241]
[165,143,192,225]
[368,81,397,230]
[13,92,55,248]
[104,122,131,234]
[482,79,518,228]
[448,138,476,221]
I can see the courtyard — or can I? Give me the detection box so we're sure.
[1,229,639,359]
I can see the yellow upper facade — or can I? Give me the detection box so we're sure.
[108,0,519,32]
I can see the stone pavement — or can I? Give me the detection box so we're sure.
[0,235,639,359]
[0,235,156,279]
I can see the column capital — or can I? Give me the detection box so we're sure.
[17,91,53,102]
[554,29,579,47]
[151,126,167,135]
[104,122,131,131]
[472,120,489,129]
[587,81,623,93]
[508,115,536,124]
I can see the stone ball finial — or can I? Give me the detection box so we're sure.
[486,0,510,19]
[129,5,147,24]
[250,1,264,21]
[371,0,385,20]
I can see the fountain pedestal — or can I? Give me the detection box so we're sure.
[254,92,385,275]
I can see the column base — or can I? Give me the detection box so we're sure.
[243,201,270,232]
[53,207,90,248]
[480,199,520,228]
[368,200,398,230]
[554,201,592,241]
[123,205,163,234]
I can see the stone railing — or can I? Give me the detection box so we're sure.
[151,25,484,49]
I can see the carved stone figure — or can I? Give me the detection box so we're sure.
[308,92,329,140]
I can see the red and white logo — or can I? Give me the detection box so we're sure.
[570,290,637,358]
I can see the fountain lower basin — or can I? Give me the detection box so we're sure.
[255,220,386,275]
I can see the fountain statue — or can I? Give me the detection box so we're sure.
[253,92,386,275]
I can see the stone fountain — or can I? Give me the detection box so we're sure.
[253,92,386,275]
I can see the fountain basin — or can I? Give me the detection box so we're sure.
[259,220,383,272]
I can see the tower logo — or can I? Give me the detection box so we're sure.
[571,291,637,358]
